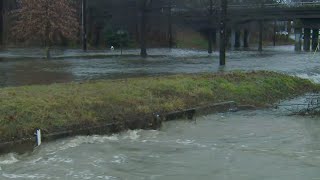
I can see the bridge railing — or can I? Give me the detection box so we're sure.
[228,1,320,9]
[171,1,320,15]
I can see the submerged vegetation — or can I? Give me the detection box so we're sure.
[0,71,319,142]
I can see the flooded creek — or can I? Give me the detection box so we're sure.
[0,46,320,179]
[0,110,319,179]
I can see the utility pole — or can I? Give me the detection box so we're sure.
[219,0,227,66]
[258,20,263,52]
[258,2,264,52]
[82,0,87,51]
[208,0,213,54]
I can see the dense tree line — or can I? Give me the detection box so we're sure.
[0,0,301,58]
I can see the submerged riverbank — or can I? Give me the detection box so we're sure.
[0,71,319,146]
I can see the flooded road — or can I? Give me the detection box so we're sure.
[1,45,320,87]
[0,109,319,179]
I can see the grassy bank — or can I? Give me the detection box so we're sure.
[0,71,319,142]
[176,30,208,50]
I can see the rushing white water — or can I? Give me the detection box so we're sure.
[0,154,19,165]
[0,108,319,180]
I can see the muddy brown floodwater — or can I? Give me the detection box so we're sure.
[0,46,319,179]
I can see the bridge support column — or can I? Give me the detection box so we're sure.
[230,30,236,50]
[235,30,241,48]
[212,28,216,50]
[243,29,249,48]
[258,21,263,52]
[208,29,213,54]
[273,21,276,46]
[303,28,311,51]
[294,28,302,52]
[312,29,319,51]
[216,30,220,50]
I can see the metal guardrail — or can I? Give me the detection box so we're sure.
[228,2,320,9]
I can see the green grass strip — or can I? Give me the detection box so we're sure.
[0,71,319,142]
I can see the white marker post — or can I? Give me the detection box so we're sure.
[36,129,42,146]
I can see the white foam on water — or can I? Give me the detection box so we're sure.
[111,154,127,164]
[295,73,320,83]
[0,154,19,165]
[96,175,117,179]
[195,143,207,148]
[42,155,73,165]
[66,169,117,180]
[58,134,119,151]
[148,154,160,158]
[27,157,43,165]
[66,170,95,179]
[176,139,208,148]
[176,139,195,145]
[2,173,51,179]
[122,130,141,140]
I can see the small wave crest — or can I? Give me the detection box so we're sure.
[111,154,127,164]
[176,139,207,148]
[121,130,141,140]
[295,73,320,83]
[58,134,119,151]
[0,154,19,165]
[2,173,51,179]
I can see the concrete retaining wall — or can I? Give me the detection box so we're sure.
[0,101,242,155]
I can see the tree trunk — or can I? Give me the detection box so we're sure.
[45,2,51,59]
[140,4,147,57]
[219,0,227,66]
[258,21,263,52]
[168,0,173,49]
[82,0,87,51]
[45,47,51,59]
[0,0,3,47]
[208,0,213,54]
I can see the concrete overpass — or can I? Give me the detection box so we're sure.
[175,2,320,51]
[229,3,320,23]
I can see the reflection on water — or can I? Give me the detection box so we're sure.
[0,59,73,87]
[0,109,319,179]
[0,46,320,87]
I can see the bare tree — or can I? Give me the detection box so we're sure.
[11,0,79,59]
[206,0,218,54]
